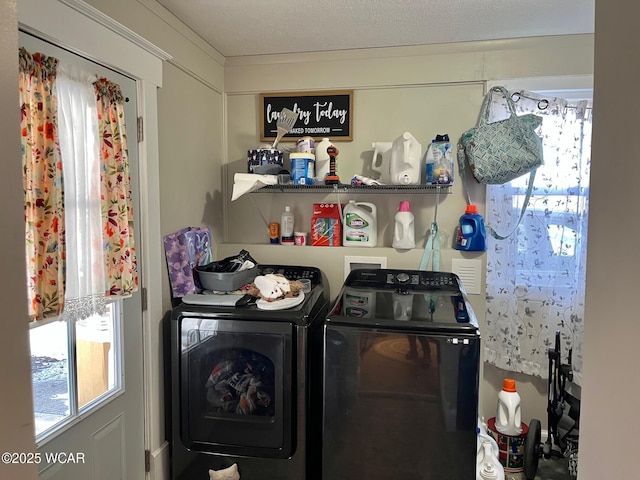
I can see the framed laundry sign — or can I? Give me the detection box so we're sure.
[260,90,353,142]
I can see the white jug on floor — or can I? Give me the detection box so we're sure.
[477,439,505,480]
[496,378,523,436]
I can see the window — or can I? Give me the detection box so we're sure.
[484,88,591,384]
[30,304,122,438]
[487,90,592,287]
[508,160,589,288]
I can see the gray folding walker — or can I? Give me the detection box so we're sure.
[524,331,580,479]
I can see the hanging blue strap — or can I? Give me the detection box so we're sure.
[485,169,537,240]
[419,221,440,317]
[419,221,440,271]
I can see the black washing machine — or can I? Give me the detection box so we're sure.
[166,264,329,480]
[322,269,481,480]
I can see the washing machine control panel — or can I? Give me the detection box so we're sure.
[347,269,461,292]
[388,272,419,285]
[420,271,458,289]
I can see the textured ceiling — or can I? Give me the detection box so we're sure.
[156,0,595,57]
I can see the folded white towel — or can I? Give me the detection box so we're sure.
[231,173,278,201]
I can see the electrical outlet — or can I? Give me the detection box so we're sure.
[343,256,387,280]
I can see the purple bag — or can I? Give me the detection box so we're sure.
[163,226,213,297]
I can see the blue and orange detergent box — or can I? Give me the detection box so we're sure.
[425,135,454,185]
[311,203,343,246]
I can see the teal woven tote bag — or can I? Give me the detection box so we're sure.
[458,86,543,185]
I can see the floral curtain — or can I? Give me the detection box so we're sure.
[484,90,592,386]
[19,47,66,321]
[20,47,138,322]
[94,78,138,297]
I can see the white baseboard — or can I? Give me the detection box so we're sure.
[148,441,170,480]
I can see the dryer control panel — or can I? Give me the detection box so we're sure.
[259,264,323,287]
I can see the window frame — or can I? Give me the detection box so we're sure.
[31,300,124,445]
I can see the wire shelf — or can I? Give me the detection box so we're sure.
[254,184,451,194]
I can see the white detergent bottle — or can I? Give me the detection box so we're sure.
[392,201,416,249]
[496,378,523,436]
[476,439,505,480]
[343,200,377,247]
[390,131,422,185]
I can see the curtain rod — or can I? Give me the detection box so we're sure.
[510,91,592,111]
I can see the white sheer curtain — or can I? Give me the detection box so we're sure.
[56,63,106,320]
[484,90,592,385]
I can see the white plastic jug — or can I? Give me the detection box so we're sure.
[476,439,505,480]
[371,141,393,184]
[390,132,422,185]
[343,200,377,247]
[496,378,523,436]
[477,417,500,461]
[392,201,416,249]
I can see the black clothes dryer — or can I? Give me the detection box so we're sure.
[167,265,329,480]
[322,269,481,480]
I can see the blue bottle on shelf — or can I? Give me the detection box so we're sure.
[455,204,487,251]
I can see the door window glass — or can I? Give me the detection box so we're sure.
[30,302,122,439]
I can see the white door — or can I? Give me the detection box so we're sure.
[21,31,145,480]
